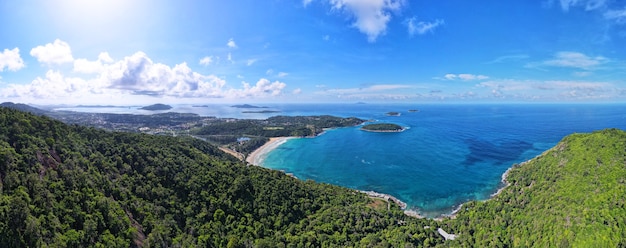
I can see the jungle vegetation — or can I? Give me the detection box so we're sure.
[2,107,626,247]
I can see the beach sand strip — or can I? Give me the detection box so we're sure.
[246,137,295,165]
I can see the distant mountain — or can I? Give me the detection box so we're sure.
[139,103,172,111]
[230,104,268,108]
[0,102,48,115]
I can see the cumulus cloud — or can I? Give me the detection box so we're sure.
[443,73,489,81]
[30,39,74,65]
[1,49,288,103]
[227,38,238,49]
[329,0,404,42]
[532,51,607,70]
[104,52,230,97]
[73,52,114,74]
[199,56,213,66]
[236,79,286,97]
[405,17,444,36]
[1,69,105,100]
[0,48,25,72]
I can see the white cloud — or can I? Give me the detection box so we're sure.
[477,78,615,100]
[552,0,607,11]
[227,53,234,64]
[443,73,489,81]
[406,17,444,36]
[199,56,213,66]
[604,7,626,24]
[73,52,114,74]
[0,48,25,72]
[329,0,404,42]
[266,69,274,75]
[293,88,302,94]
[486,54,530,64]
[323,35,330,41]
[227,38,238,49]
[303,0,314,6]
[98,52,114,63]
[573,71,592,77]
[537,51,607,70]
[277,72,288,77]
[1,69,102,100]
[30,39,74,65]
[235,78,286,97]
[1,50,288,103]
[104,52,228,97]
[246,59,258,66]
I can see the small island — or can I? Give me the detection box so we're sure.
[139,104,172,111]
[231,104,268,108]
[242,110,281,114]
[361,123,405,132]
[386,112,401,116]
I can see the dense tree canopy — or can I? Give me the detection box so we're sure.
[2,107,626,247]
[0,107,439,247]
[446,129,626,247]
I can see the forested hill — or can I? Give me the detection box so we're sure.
[0,107,443,247]
[446,128,626,247]
[3,106,626,247]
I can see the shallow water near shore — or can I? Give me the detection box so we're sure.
[258,104,626,217]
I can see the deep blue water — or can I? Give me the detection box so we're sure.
[258,104,626,217]
[58,103,626,217]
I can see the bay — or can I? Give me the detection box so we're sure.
[260,104,626,217]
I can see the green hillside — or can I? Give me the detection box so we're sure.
[2,107,626,247]
[447,128,626,247]
[0,107,441,247]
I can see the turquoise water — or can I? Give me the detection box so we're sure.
[60,103,626,217]
[260,104,626,217]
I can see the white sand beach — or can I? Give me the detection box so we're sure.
[246,137,295,166]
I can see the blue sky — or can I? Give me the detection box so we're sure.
[0,0,625,104]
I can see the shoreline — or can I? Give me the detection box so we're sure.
[246,137,295,166]
[439,146,556,220]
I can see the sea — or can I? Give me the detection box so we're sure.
[56,103,626,217]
